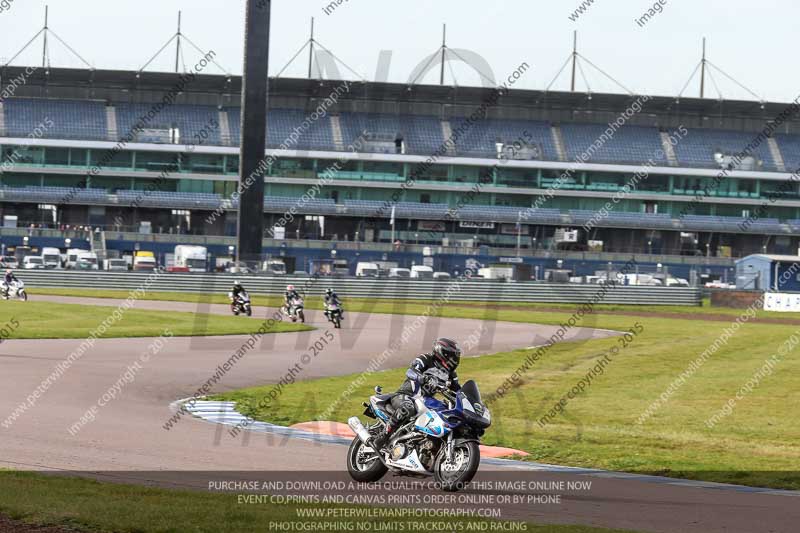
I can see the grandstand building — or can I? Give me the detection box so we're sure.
[1,65,799,277]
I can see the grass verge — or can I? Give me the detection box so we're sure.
[0,471,636,533]
[0,301,309,339]
[214,305,800,490]
[30,287,800,321]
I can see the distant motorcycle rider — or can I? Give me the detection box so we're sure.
[231,280,246,301]
[284,284,301,314]
[323,288,343,318]
[372,338,462,450]
[3,269,18,299]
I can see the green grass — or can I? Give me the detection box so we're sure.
[0,301,310,339]
[31,287,800,321]
[214,305,800,490]
[0,471,636,533]
[25,288,800,488]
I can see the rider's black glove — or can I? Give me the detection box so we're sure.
[421,374,437,394]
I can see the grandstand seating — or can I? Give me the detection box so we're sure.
[261,196,338,215]
[115,104,221,145]
[3,98,108,141]
[227,108,335,151]
[775,134,800,171]
[0,186,107,204]
[448,118,558,160]
[674,128,777,170]
[337,113,444,154]
[560,125,666,165]
[458,205,562,224]
[569,209,675,229]
[116,190,222,209]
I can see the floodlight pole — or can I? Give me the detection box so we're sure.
[700,37,706,98]
[236,0,271,264]
[570,31,577,92]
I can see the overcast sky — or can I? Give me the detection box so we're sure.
[1,0,797,103]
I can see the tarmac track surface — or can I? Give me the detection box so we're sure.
[0,296,798,533]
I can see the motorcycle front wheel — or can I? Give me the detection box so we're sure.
[19,290,27,302]
[298,310,305,323]
[346,436,387,483]
[245,306,252,317]
[433,441,480,492]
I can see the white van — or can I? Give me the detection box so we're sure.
[103,258,129,271]
[76,251,99,270]
[355,262,380,277]
[410,265,434,279]
[66,248,90,269]
[23,256,45,269]
[388,268,411,279]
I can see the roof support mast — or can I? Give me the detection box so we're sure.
[307,17,314,78]
[440,24,447,85]
[570,30,577,92]
[175,11,182,73]
[42,6,48,68]
[700,37,706,98]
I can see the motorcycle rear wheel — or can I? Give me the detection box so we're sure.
[346,437,387,482]
[433,441,480,492]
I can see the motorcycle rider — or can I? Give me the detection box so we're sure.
[231,280,247,308]
[323,288,343,319]
[372,338,462,450]
[3,269,19,299]
[284,284,301,317]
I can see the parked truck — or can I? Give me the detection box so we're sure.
[133,251,157,271]
[172,245,208,273]
[41,247,62,269]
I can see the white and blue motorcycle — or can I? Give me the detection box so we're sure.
[347,368,491,492]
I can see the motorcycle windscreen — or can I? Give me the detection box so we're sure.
[460,380,482,406]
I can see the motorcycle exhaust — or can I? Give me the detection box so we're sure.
[348,417,373,445]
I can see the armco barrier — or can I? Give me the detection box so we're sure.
[21,271,702,306]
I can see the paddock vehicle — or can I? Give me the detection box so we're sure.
[410,265,434,279]
[0,256,18,269]
[346,368,491,492]
[133,251,157,271]
[41,247,62,269]
[355,262,379,277]
[22,256,45,270]
[229,291,252,316]
[173,245,208,272]
[103,258,129,271]
[388,268,411,279]
[1,280,27,301]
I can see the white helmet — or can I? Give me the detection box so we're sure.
[286,285,295,291]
